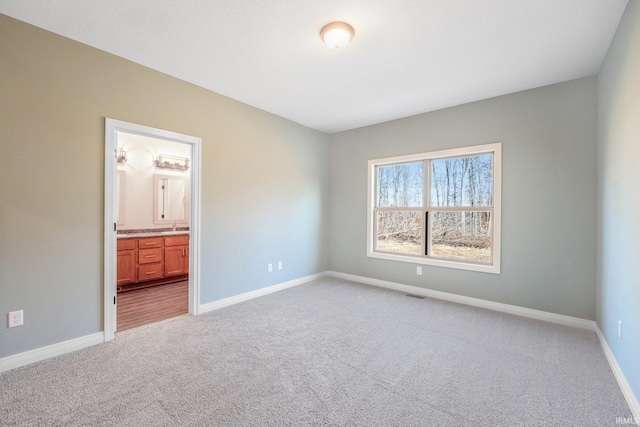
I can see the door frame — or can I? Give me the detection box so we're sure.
[104,118,202,341]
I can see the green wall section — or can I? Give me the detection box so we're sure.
[329,77,598,320]
[597,0,640,402]
[0,15,330,357]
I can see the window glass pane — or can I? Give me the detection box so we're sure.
[376,211,422,255]
[431,155,492,207]
[431,211,491,262]
[377,162,423,207]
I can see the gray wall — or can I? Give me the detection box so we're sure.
[597,1,640,400]
[0,15,329,358]
[329,77,598,320]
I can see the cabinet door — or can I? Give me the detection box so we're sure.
[165,246,187,277]
[117,250,136,285]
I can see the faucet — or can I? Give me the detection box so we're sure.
[172,222,177,231]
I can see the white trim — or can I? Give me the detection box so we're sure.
[104,119,118,341]
[367,142,501,275]
[199,272,326,314]
[104,118,202,337]
[326,271,594,329]
[492,143,502,274]
[189,137,202,315]
[371,143,502,166]
[594,324,640,421]
[0,333,104,373]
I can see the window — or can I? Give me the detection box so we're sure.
[367,143,501,274]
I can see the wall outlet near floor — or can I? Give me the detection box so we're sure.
[267,263,273,273]
[416,266,422,276]
[618,320,622,339]
[8,310,23,328]
[278,261,283,270]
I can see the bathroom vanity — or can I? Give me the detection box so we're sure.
[117,233,189,292]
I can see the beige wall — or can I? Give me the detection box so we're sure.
[0,15,330,357]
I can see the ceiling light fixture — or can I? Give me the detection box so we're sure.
[320,22,354,50]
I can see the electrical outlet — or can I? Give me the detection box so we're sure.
[267,263,273,273]
[618,320,622,339]
[416,266,422,276]
[278,261,283,270]
[8,310,23,328]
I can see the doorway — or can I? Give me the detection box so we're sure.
[104,119,201,341]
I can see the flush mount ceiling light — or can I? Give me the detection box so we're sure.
[320,22,354,50]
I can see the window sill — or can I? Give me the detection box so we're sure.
[367,251,500,274]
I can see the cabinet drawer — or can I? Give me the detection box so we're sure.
[138,237,163,248]
[117,239,136,251]
[165,235,189,246]
[138,248,163,264]
[138,264,163,281]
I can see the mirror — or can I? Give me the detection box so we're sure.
[154,174,188,224]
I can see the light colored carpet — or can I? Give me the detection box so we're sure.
[0,278,632,426]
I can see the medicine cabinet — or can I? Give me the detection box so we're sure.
[153,174,189,224]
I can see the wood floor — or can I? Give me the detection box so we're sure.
[116,280,188,332]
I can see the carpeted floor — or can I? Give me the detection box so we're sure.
[0,278,633,426]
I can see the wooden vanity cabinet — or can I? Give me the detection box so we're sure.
[116,239,136,286]
[117,234,189,292]
[164,235,189,277]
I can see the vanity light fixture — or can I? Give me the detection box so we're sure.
[156,154,189,171]
[320,22,354,50]
[116,147,127,164]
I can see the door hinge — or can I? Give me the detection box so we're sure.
[114,296,116,305]
[114,222,116,232]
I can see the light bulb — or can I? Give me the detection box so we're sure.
[320,22,354,50]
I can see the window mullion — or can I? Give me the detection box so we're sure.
[424,159,430,257]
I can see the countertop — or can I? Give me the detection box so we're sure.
[117,231,189,239]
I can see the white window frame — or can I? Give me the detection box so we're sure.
[367,143,501,274]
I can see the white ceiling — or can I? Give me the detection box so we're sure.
[0,0,628,134]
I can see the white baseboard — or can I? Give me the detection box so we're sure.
[198,272,327,314]
[326,271,594,329]
[326,270,640,419]
[0,332,104,373]
[594,325,640,421]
